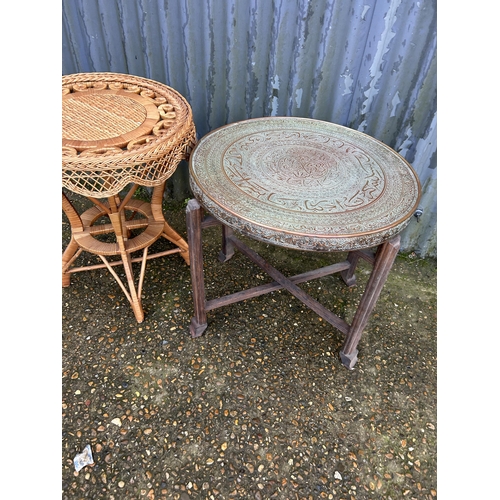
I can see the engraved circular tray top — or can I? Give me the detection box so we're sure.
[62,72,196,198]
[190,117,421,251]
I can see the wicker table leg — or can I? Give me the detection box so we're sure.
[62,238,81,287]
[62,192,85,287]
[186,199,208,337]
[340,235,400,369]
[150,183,190,265]
[108,211,145,323]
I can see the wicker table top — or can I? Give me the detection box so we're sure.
[62,72,196,198]
[189,117,421,251]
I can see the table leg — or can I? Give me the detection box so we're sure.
[340,251,360,287]
[62,238,80,287]
[340,235,400,369]
[186,199,208,337]
[109,211,145,323]
[162,222,190,264]
[218,225,235,263]
[63,185,190,322]
[150,183,190,265]
[62,192,84,287]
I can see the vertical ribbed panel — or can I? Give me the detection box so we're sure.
[62,0,437,256]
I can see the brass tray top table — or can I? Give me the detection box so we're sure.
[186,117,420,369]
[62,72,196,323]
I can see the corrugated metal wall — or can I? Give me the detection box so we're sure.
[62,0,437,257]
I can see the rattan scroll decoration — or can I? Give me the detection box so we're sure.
[62,73,197,198]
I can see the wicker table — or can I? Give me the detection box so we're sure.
[186,117,421,369]
[62,72,196,322]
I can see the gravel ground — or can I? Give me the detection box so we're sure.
[62,190,437,499]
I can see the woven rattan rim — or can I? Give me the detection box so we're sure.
[62,72,196,198]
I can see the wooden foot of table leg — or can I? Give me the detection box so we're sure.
[190,317,208,338]
[340,251,360,287]
[340,235,400,369]
[218,225,235,263]
[186,199,208,337]
[340,350,359,370]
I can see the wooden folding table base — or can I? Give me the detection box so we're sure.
[186,199,400,370]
